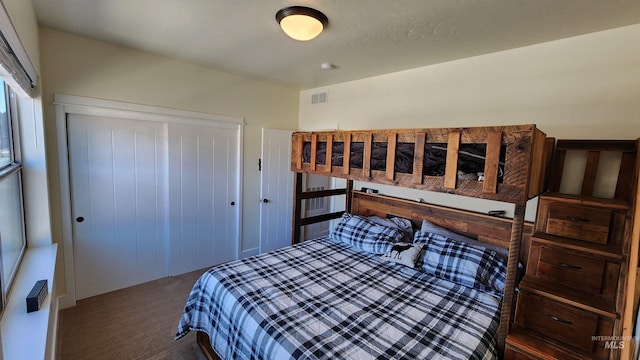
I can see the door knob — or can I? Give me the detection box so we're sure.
[230,201,235,206]
[76,216,85,223]
[262,199,270,203]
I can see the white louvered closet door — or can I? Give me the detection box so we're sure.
[68,114,168,300]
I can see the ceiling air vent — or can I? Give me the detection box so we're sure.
[311,92,327,104]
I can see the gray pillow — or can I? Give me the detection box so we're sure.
[368,216,414,243]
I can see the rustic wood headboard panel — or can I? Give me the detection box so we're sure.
[350,191,533,263]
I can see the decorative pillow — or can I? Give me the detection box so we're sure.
[420,219,508,257]
[380,242,423,268]
[330,213,405,254]
[367,216,414,242]
[413,230,508,294]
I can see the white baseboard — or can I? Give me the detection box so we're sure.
[241,247,259,259]
[58,293,76,310]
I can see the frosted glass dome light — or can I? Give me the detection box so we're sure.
[276,6,328,41]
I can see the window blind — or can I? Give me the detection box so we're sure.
[0,3,37,97]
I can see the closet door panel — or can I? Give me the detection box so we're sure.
[168,123,238,275]
[68,114,168,300]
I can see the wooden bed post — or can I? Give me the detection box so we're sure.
[620,139,640,359]
[197,332,221,360]
[292,172,303,244]
[497,203,526,353]
[345,179,354,213]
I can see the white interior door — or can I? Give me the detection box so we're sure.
[259,128,293,253]
[168,123,239,275]
[67,114,168,300]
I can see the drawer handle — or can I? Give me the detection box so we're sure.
[567,216,589,222]
[559,262,582,270]
[546,313,573,325]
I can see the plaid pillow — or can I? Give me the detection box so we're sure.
[330,213,405,254]
[413,230,507,295]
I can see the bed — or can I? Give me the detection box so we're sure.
[177,237,502,359]
[176,124,550,359]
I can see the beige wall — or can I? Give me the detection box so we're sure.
[39,28,299,294]
[300,24,640,137]
[299,24,640,218]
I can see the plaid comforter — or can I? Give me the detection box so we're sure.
[176,237,501,360]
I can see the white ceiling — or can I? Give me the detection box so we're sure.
[32,0,640,90]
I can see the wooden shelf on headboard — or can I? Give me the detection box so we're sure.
[291,124,552,205]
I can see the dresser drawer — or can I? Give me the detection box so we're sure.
[545,203,611,244]
[529,242,620,297]
[514,292,614,353]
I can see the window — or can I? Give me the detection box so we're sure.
[0,79,26,312]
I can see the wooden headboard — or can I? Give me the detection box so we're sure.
[350,191,533,263]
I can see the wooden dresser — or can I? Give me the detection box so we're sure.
[505,140,640,360]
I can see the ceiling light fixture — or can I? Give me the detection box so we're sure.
[276,6,328,41]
